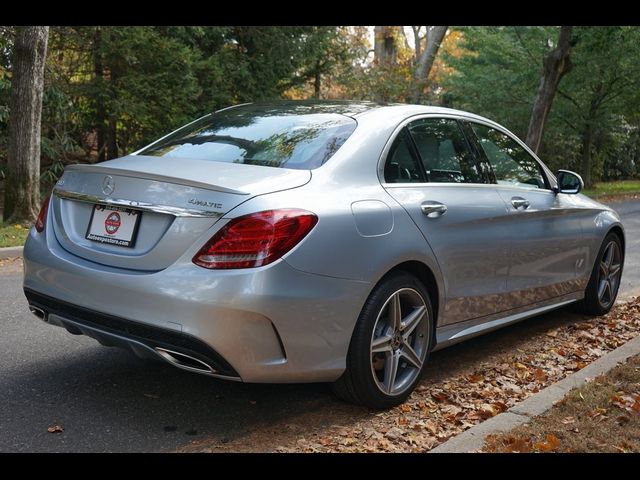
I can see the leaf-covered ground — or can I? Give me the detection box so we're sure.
[0,223,28,248]
[0,256,23,272]
[180,298,640,453]
[483,353,640,453]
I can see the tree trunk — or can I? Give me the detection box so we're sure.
[408,26,448,104]
[581,123,593,188]
[94,27,107,162]
[105,56,118,160]
[313,60,321,99]
[374,26,399,67]
[411,26,422,62]
[106,117,118,160]
[525,26,573,154]
[4,26,49,224]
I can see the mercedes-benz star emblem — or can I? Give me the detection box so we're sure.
[102,175,115,196]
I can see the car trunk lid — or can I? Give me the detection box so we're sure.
[50,155,311,271]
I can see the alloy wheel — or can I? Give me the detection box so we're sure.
[597,240,622,309]
[370,288,429,396]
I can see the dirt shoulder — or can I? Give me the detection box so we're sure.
[483,353,640,453]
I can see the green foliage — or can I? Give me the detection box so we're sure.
[444,26,640,183]
[2,25,640,194]
[582,180,640,198]
[444,26,555,140]
[0,25,359,192]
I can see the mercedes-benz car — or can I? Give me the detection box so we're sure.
[23,101,625,409]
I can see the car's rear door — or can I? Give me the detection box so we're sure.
[381,116,511,325]
[465,121,586,308]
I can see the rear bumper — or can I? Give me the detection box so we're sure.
[23,227,371,383]
[25,288,240,379]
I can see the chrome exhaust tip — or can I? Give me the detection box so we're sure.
[29,306,47,321]
[154,347,218,375]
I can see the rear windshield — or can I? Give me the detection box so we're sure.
[138,107,357,170]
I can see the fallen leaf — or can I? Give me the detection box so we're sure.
[468,374,484,383]
[492,401,508,413]
[495,435,532,453]
[441,405,462,416]
[424,420,438,435]
[561,416,575,425]
[47,425,64,433]
[534,433,561,452]
[616,415,630,426]
[400,404,412,413]
[431,391,449,402]
[574,322,593,330]
[534,368,547,382]
[588,407,607,418]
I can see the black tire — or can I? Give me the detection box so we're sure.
[332,272,434,410]
[576,232,624,316]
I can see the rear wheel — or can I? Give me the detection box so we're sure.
[332,272,433,410]
[577,233,623,316]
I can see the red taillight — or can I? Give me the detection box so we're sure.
[193,209,318,269]
[34,194,51,233]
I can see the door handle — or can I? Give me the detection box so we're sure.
[421,201,447,217]
[511,197,530,210]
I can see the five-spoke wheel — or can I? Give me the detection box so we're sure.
[332,272,433,410]
[578,232,623,316]
[596,239,622,310]
[370,288,429,396]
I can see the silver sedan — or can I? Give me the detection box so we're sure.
[23,101,625,409]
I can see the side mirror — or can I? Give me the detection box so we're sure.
[554,169,584,195]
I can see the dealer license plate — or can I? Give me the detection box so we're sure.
[85,205,142,248]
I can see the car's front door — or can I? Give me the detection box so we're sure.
[467,122,586,308]
[382,117,511,325]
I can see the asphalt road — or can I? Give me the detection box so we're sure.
[1,200,638,452]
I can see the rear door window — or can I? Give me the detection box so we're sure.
[407,118,485,183]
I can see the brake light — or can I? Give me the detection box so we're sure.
[193,209,318,269]
[34,194,51,233]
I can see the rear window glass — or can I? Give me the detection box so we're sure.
[138,107,357,170]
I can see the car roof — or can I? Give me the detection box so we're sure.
[227,100,493,124]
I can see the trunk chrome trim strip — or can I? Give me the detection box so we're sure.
[53,187,224,218]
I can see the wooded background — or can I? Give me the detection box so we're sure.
[2,26,640,223]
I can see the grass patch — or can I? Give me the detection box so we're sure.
[0,223,29,248]
[583,180,640,199]
[483,353,640,453]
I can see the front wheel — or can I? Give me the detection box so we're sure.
[332,272,434,410]
[577,233,623,316]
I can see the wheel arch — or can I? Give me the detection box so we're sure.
[376,260,441,328]
[608,224,625,258]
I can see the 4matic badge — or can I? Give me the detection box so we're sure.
[188,198,223,209]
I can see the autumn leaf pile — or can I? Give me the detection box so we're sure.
[278,299,640,453]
